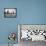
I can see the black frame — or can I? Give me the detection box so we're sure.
[4,8,17,18]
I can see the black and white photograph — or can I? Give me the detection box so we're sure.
[18,24,46,46]
[4,8,17,18]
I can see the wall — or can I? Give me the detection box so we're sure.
[20,0,46,24]
[0,0,46,45]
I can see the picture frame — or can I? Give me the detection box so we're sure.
[4,8,17,18]
[18,24,46,41]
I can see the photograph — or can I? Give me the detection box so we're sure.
[4,8,17,18]
[18,24,46,41]
[18,24,46,46]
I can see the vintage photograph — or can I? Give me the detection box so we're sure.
[18,24,46,46]
[4,8,17,18]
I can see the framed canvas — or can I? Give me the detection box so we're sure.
[4,8,17,18]
[18,24,46,41]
